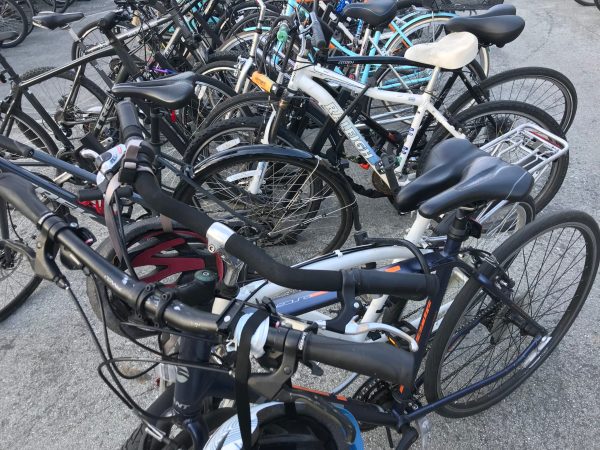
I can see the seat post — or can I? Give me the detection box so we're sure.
[442,207,472,256]
[149,104,161,152]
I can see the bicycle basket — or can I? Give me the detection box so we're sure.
[421,0,504,11]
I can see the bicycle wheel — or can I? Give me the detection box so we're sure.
[16,0,33,33]
[71,20,134,86]
[194,56,239,90]
[0,107,59,155]
[123,386,233,450]
[175,148,355,266]
[0,0,27,48]
[0,199,43,322]
[18,66,107,147]
[447,67,578,133]
[424,210,600,418]
[574,0,594,5]
[419,100,568,213]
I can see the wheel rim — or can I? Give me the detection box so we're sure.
[435,221,596,410]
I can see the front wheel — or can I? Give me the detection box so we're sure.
[424,210,600,418]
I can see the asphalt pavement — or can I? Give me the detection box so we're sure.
[1,0,600,448]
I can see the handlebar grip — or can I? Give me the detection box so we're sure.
[116,100,144,142]
[98,11,123,31]
[304,333,415,385]
[0,135,34,158]
[0,173,51,224]
[354,270,438,299]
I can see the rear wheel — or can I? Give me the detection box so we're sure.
[175,149,355,266]
[424,210,600,417]
[447,67,578,133]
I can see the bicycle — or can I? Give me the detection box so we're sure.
[0,100,595,448]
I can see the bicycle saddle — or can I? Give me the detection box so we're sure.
[404,32,478,70]
[0,31,18,45]
[32,12,85,30]
[343,0,398,29]
[444,15,525,48]
[111,72,199,109]
[395,139,533,219]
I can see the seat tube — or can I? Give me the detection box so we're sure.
[360,29,381,84]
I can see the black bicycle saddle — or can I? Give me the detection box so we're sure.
[32,12,85,30]
[395,139,533,219]
[343,0,398,29]
[444,15,525,47]
[111,72,199,109]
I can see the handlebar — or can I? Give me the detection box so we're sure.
[0,172,415,385]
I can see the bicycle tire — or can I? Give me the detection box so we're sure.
[419,100,568,213]
[176,136,356,266]
[122,386,234,450]
[18,66,107,148]
[0,0,27,48]
[0,200,43,322]
[574,0,595,5]
[423,210,600,417]
[0,107,59,155]
[447,66,578,133]
[16,0,33,33]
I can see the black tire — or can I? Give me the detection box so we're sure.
[419,100,568,213]
[424,210,600,418]
[86,217,223,338]
[194,57,239,90]
[574,0,594,5]
[447,67,578,133]
[595,0,600,10]
[0,107,59,155]
[0,0,27,47]
[176,141,355,266]
[18,66,107,147]
[0,200,43,322]
[16,0,33,33]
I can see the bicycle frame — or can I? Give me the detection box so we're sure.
[279,57,465,187]
[156,216,548,449]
